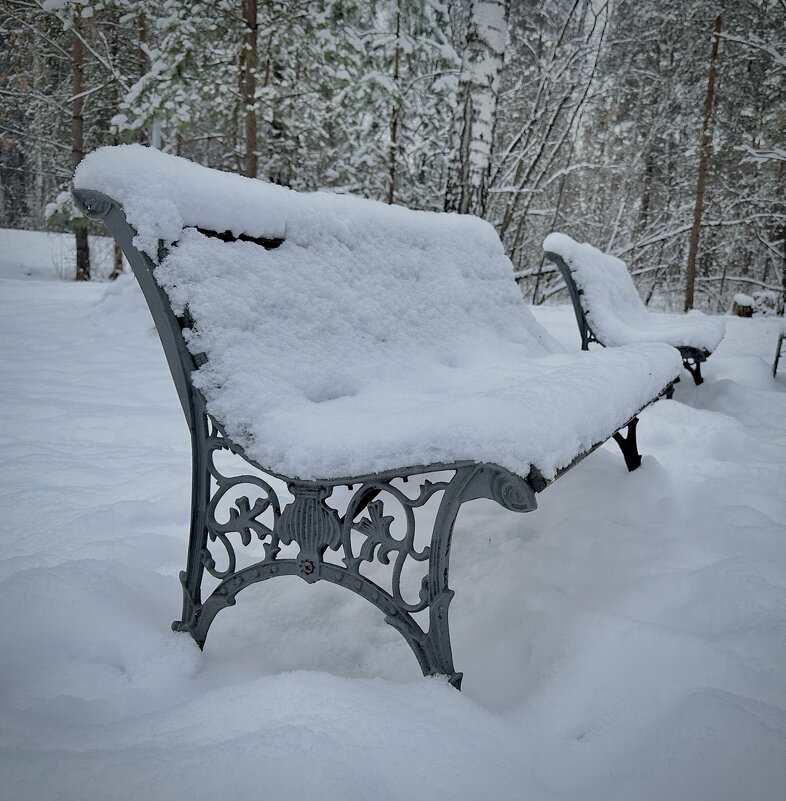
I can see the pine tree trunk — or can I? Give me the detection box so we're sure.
[387,7,401,205]
[72,8,90,281]
[684,15,722,311]
[242,0,258,178]
[446,0,509,216]
[780,222,786,316]
[110,241,123,280]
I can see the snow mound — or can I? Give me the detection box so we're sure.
[75,146,681,481]
[544,232,726,353]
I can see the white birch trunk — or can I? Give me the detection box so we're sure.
[448,0,508,216]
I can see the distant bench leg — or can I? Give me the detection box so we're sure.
[682,358,704,385]
[612,416,642,471]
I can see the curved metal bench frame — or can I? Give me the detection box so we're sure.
[75,188,654,688]
[545,250,710,386]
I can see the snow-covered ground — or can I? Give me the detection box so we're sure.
[0,226,118,281]
[0,238,783,801]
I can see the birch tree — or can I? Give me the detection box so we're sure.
[446,0,508,216]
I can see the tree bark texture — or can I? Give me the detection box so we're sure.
[242,0,258,178]
[72,8,90,281]
[447,0,509,216]
[386,6,401,205]
[684,14,722,311]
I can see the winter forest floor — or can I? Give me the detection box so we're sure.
[0,229,784,801]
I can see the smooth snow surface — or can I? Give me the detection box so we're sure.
[0,248,784,801]
[0,226,119,281]
[75,146,681,480]
[544,233,726,352]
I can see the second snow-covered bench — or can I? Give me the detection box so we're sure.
[73,145,682,688]
[544,233,726,385]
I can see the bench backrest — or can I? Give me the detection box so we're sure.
[543,233,650,345]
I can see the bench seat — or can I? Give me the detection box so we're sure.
[76,146,681,483]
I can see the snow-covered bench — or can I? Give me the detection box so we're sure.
[544,233,726,385]
[73,146,682,688]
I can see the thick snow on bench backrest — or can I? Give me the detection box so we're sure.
[75,146,564,474]
[544,233,650,344]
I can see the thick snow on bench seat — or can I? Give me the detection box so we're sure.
[75,146,682,481]
[544,233,726,353]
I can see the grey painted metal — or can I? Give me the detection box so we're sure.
[180,419,537,688]
[545,250,709,386]
[74,188,656,686]
[612,416,641,471]
[544,251,597,351]
[773,332,785,377]
[72,187,541,685]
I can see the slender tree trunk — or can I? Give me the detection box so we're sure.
[446,0,509,216]
[136,13,155,146]
[532,138,575,303]
[242,0,258,178]
[780,222,786,315]
[109,242,123,279]
[33,25,45,228]
[72,8,90,281]
[684,14,722,311]
[387,6,401,205]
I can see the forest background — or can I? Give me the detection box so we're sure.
[1,0,784,312]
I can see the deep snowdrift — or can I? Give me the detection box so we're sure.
[0,253,783,801]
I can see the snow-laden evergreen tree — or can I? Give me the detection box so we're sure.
[312,0,459,208]
[0,0,782,306]
[2,0,147,278]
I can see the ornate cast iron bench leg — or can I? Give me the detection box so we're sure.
[172,415,538,689]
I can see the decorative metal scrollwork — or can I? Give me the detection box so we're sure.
[179,418,538,687]
[199,428,450,614]
[202,421,282,579]
[341,478,448,613]
[277,484,342,582]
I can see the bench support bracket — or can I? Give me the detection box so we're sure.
[172,419,538,688]
[677,346,708,386]
[612,417,642,472]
